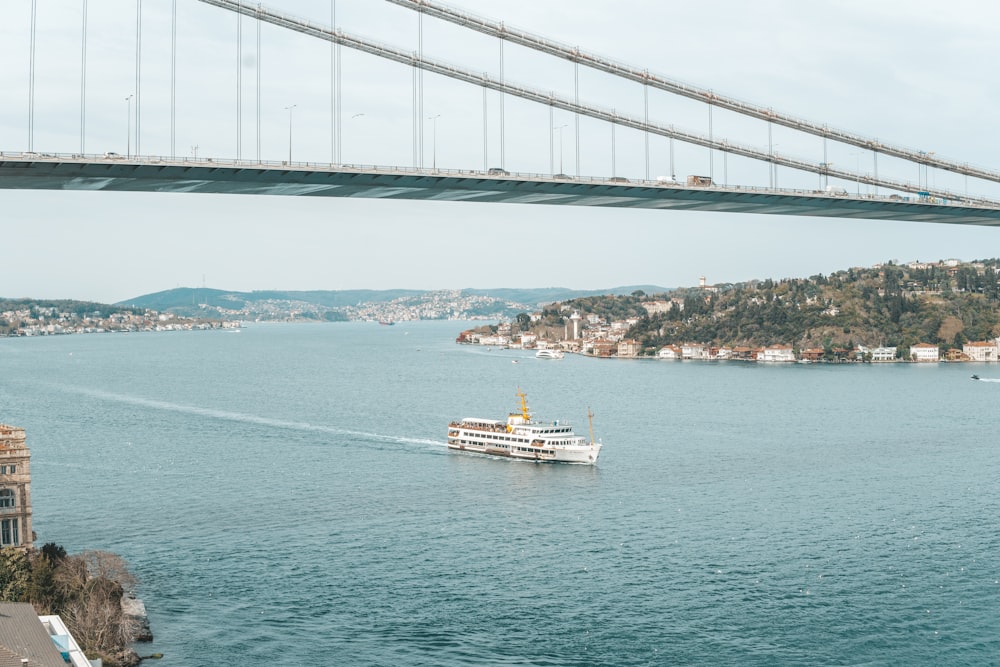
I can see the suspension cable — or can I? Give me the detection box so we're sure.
[386,0,1000,186]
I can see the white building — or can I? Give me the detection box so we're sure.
[909,343,940,362]
[963,341,998,361]
[658,346,681,360]
[642,301,673,315]
[759,345,796,362]
[681,343,708,360]
[871,346,897,362]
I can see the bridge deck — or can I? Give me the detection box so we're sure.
[2,155,999,226]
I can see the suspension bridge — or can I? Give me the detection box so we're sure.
[2,0,999,225]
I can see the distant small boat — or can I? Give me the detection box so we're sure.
[379,320,395,326]
[512,359,519,364]
[971,374,981,380]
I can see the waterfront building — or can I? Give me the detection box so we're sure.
[617,339,641,358]
[657,345,681,360]
[592,340,617,357]
[800,348,824,362]
[0,424,32,550]
[963,340,998,361]
[909,343,940,362]
[872,346,898,362]
[681,343,708,360]
[760,345,796,362]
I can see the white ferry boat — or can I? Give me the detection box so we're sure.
[534,349,564,359]
[447,390,602,464]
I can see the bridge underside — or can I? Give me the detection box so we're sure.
[2,157,1000,226]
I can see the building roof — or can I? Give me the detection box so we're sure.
[0,603,69,667]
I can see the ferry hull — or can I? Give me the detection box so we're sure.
[447,430,601,464]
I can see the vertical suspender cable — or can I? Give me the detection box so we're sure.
[171,0,177,159]
[499,28,504,170]
[81,0,88,154]
[237,0,242,160]
[822,135,828,189]
[418,11,424,167]
[330,0,337,164]
[412,62,417,167]
[256,4,261,162]
[644,77,649,181]
[482,81,487,172]
[135,0,142,157]
[669,136,674,179]
[336,15,342,163]
[28,0,36,152]
[768,119,773,188]
[548,102,553,174]
[873,149,878,197]
[611,110,616,178]
[574,57,579,177]
[708,100,713,183]
[330,0,336,164]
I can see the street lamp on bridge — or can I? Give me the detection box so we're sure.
[125,94,134,159]
[284,104,297,164]
[429,114,441,170]
[554,124,567,175]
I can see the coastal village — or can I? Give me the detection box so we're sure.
[0,304,241,336]
[457,260,1000,363]
[456,312,983,362]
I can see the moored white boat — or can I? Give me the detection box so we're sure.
[447,389,602,464]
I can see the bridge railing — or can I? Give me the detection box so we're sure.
[0,150,987,209]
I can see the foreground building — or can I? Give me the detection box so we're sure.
[0,424,32,550]
[0,603,90,666]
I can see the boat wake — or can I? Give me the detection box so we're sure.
[44,384,446,450]
[972,377,1000,383]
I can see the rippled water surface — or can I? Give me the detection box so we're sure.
[2,322,999,666]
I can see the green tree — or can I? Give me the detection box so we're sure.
[0,547,31,602]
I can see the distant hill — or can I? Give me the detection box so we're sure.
[117,285,672,318]
[115,287,423,311]
[460,285,669,306]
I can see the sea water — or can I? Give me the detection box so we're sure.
[2,321,998,666]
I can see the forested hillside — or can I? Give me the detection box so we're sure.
[537,260,1000,354]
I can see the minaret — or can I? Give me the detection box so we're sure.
[0,424,32,550]
[570,310,582,340]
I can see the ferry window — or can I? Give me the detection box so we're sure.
[0,489,13,508]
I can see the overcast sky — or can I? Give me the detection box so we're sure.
[1,0,999,303]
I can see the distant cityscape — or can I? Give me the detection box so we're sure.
[0,304,242,336]
[0,289,533,337]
